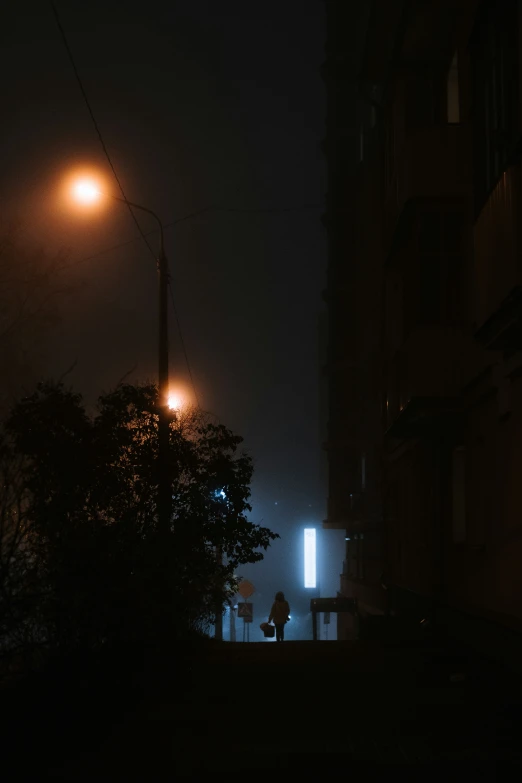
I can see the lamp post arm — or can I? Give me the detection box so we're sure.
[110,195,165,260]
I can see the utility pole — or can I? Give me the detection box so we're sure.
[157,234,171,536]
[113,197,171,535]
[71,184,172,536]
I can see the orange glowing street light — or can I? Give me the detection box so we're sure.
[168,393,183,411]
[71,175,171,534]
[73,178,101,204]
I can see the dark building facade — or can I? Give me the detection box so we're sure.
[323,0,522,643]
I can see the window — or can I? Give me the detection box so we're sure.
[405,68,442,130]
[447,51,460,123]
[418,213,442,324]
[402,255,420,338]
[452,446,466,543]
[401,212,442,333]
[444,212,467,324]
[471,0,519,213]
[384,113,395,190]
[403,210,467,336]
[386,269,404,355]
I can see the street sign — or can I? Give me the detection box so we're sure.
[237,602,253,622]
[237,580,255,599]
[324,612,330,625]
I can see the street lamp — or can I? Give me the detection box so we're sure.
[73,179,101,204]
[71,178,171,534]
[168,392,183,411]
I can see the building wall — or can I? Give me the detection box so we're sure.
[324,0,522,634]
[322,0,386,617]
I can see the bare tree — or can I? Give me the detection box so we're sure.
[0,225,74,415]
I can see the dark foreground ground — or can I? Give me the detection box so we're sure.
[2,636,522,777]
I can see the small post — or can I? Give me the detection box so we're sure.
[229,601,236,643]
[215,548,223,640]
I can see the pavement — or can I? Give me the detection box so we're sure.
[5,638,522,777]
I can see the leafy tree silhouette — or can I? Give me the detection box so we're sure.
[0,381,278,666]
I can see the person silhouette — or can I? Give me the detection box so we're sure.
[268,591,291,642]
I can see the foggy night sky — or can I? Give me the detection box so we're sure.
[0,1,344,632]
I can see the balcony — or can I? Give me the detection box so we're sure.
[474,163,522,340]
[324,492,374,530]
[385,325,470,438]
[385,124,471,258]
[324,497,356,530]
[340,575,387,615]
[386,396,463,440]
[474,286,522,355]
[323,516,345,531]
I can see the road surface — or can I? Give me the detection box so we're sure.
[4,638,522,776]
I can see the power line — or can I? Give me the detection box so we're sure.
[160,203,324,411]
[74,204,216,266]
[50,0,200,410]
[50,0,203,408]
[74,201,324,266]
[71,198,322,403]
[214,203,323,214]
[50,1,157,265]
[50,0,323,413]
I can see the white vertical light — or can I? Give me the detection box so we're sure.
[304,528,316,588]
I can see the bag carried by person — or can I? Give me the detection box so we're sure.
[260,622,275,638]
